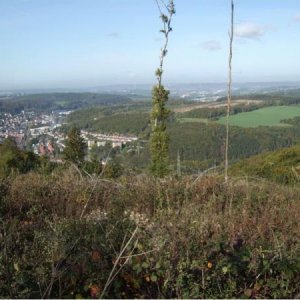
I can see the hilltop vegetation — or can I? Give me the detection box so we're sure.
[3,0,300,296]
[0,138,41,175]
[1,166,300,298]
[230,144,300,184]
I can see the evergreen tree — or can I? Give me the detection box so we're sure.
[83,146,103,175]
[103,158,122,179]
[150,0,175,177]
[0,137,39,175]
[63,127,86,165]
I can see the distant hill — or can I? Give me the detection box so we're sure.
[0,93,132,114]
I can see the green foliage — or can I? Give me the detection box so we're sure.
[149,0,174,178]
[151,86,170,123]
[281,115,300,126]
[63,127,86,165]
[218,106,300,128]
[116,118,300,174]
[179,102,267,120]
[150,85,170,177]
[150,127,170,177]
[0,93,131,114]
[103,159,123,179]
[83,160,102,176]
[0,138,39,175]
[217,91,300,105]
[90,143,112,160]
[167,121,300,170]
[68,110,150,135]
[230,144,300,184]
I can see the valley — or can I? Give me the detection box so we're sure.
[2,0,300,298]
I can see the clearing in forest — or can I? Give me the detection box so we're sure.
[217,105,300,128]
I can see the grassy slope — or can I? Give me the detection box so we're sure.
[217,106,300,128]
[1,170,300,298]
[230,143,300,184]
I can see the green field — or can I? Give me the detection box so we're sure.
[217,106,300,128]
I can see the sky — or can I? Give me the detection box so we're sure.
[0,0,300,90]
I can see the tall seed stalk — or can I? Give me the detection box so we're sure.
[225,0,234,182]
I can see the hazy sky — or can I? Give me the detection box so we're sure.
[0,0,300,90]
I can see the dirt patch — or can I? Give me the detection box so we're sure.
[174,99,263,113]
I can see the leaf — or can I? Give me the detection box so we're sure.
[254,283,262,291]
[91,250,101,262]
[13,262,20,272]
[150,274,158,282]
[244,289,252,298]
[132,278,141,289]
[242,255,250,262]
[222,266,228,274]
[136,265,142,274]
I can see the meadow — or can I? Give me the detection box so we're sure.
[217,105,300,127]
[1,168,300,298]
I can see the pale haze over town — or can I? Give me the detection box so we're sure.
[1,0,300,90]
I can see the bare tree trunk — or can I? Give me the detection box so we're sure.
[225,0,234,182]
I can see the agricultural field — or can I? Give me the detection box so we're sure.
[217,105,300,128]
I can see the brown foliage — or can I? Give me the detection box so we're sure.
[1,170,300,298]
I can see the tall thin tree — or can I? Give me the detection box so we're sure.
[63,127,86,166]
[225,0,234,182]
[150,0,175,177]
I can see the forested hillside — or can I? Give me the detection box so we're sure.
[63,96,300,173]
[230,144,300,184]
[0,93,131,114]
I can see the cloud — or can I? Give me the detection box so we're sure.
[295,14,300,22]
[106,32,120,38]
[235,23,265,39]
[200,40,222,51]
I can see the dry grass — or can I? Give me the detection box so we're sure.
[1,169,300,298]
[174,99,263,113]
